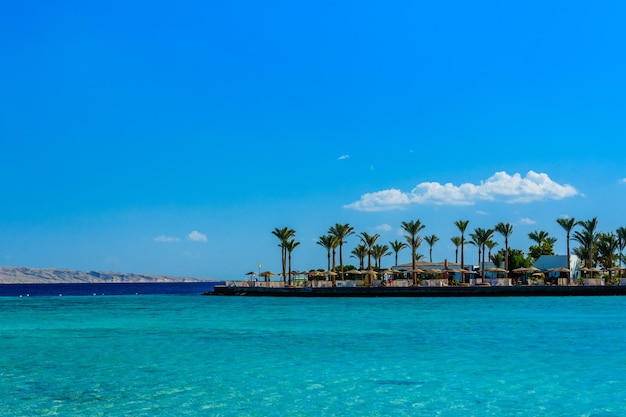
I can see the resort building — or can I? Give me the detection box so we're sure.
[533,254,581,284]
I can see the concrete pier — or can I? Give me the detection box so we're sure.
[208,285,626,297]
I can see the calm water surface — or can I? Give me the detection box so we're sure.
[1,294,625,416]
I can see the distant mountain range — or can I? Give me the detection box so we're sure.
[0,266,216,284]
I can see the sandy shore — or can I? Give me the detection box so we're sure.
[0,266,217,284]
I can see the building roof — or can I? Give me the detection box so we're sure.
[534,255,580,271]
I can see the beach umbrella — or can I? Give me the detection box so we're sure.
[486,267,507,277]
[361,269,378,285]
[259,271,276,282]
[511,267,540,285]
[580,267,602,278]
[607,266,625,277]
[548,267,570,272]
[513,267,540,274]
[360,269,378,279]
[486,267,507,273]
[546,267,571,285]
[344,270,361,282]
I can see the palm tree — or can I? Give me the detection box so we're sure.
[528,230,556,260]
[597,233,618,273]
[401,220,426,285]
[424,234,439,263]
[467,235,479,282]
[574,217,599,269]
[454,220,470,283]
[285,239,300,285]
[389,240,408,267]
[372,244,391,269]
[328,223,355,282]
[350,244,367,270]
[572,245,588,265]
[359,232,380,270]
[616,226,626,268]
[316,235,334,274]
[472,227,494,282]
[490,252,504,269]
[450,236,462,263]
[557,217,577,285]
[528,230,549,246]
[486,240,499,263]
[272,227,295,284]
[331,235,339,273]
[495,222,513,274]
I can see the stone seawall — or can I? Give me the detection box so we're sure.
[209,285,626,297]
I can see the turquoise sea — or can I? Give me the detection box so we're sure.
[2,292,626,416]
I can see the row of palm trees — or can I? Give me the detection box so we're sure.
[271,217,626,286]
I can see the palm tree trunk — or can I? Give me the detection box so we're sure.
[288,252,292,285]
[411,246,417,285]
[327,251,331,273]
[460,239,466,283]
[281,246,287,283]
[566,232,571,286]
[338,243,344,283]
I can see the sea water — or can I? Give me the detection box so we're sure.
[1,294,625,416]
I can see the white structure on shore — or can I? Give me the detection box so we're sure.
[534,255,581,280]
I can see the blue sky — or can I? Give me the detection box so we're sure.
[2,0,626,280]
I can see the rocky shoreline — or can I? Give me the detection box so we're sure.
[0,266,214,284]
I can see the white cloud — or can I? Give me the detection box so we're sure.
[343,188,411,212]
[376,224,392,232]
[621,178,626,184]
[344,171,579,212]
[520,217,536,225]
[154,235,181,243]
[338,155,350,160]
[188,230,208,242]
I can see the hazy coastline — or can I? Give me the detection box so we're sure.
[0,266,217,284]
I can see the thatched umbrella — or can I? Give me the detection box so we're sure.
[512,267,541,285]
[324,270,338,281]
[357,269,376,285]
[580,267,602,278]
[486,267,508,279]
[259,271,276,282]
